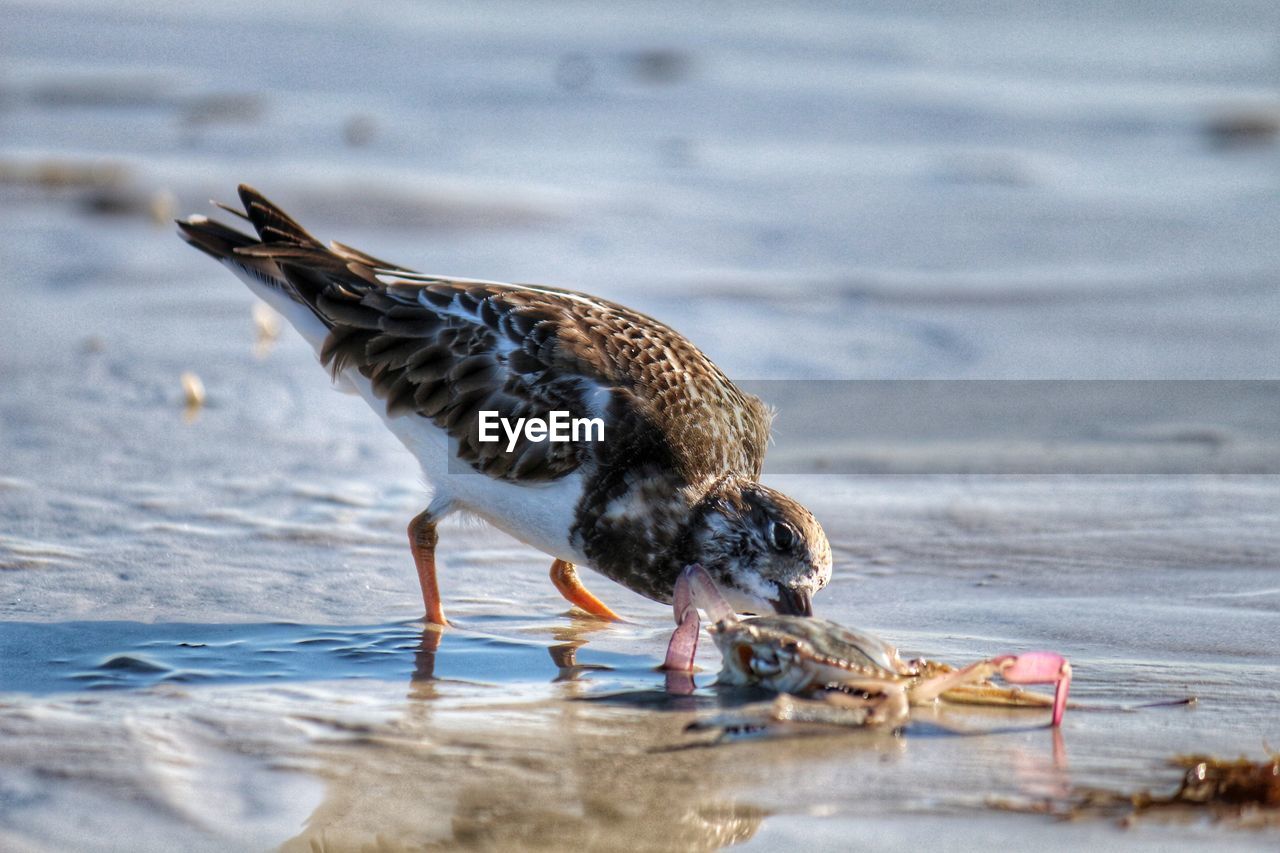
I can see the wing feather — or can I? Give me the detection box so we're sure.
[182,185,771,484]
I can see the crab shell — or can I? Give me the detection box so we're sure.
[708,614,913,694]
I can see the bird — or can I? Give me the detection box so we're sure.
[177,185,832,625]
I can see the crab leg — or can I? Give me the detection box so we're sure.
[818,684,911,728]
[908,659,1056,709]
[940,683,1055,708]
[909,652,1072,727]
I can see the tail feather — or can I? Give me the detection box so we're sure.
[237,184,323,247]
[176,204,304,308]
[175,215,257,261]
[177,187,386,340]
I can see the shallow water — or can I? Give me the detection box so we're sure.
[2,1,1280,850]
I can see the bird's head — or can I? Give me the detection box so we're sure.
[681,478,832,616]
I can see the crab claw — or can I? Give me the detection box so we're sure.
[680,563,735,624]
[662,567,702,671]
[663,599,699,672]
[672,564,696,627]
[662,565,741,673]
[996,652,1072,727]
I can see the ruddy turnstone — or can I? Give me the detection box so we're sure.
[178,186,832,624]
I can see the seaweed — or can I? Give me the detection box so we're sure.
[992,752,1280,828]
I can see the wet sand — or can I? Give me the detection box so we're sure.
[2,1,1279,850]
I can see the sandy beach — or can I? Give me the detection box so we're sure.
[2,2,1279,849]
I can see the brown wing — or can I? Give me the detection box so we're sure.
[203,185,772,484]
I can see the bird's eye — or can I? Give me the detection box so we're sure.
[769,520,796,552]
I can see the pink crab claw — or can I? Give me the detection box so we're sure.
[995,651,1072,727]
[662,565,702,672]
[662,564,735,672]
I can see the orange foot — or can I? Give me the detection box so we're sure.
[549,559,623,621]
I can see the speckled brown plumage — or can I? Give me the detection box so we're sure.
[178,185,831,615]
[206,186,770,490]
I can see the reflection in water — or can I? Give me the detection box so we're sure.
[0,618,1078,849]
[548,618,616,684]
[1012,728,1071,800]
[282,623,766,851]
[278,621,1076,850]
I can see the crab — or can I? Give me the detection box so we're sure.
[662,564,1071,730]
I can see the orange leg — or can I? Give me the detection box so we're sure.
[408,509,447,625]
[549,559,622,621]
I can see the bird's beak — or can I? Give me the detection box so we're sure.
[710,571,812,618]
[769,585,813,617]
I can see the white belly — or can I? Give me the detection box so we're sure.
[369,386,589,565]
[227,261,589,566]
